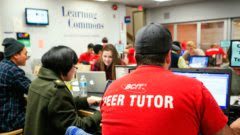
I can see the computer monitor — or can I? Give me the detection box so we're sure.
[189,56,209,68]
[171,68,231,114]
[115,65,136,79]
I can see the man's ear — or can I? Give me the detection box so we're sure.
[166,50,171,65]
[12,53,20,60]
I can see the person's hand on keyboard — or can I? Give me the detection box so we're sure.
[87,96,102,106]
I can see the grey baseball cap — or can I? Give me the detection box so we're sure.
[135,23,172,55]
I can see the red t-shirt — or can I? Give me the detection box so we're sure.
[78,52,93,64]
[205,47,225,57]
[128,48,136,64]
[89,54,100,70]
[101,66,227,135]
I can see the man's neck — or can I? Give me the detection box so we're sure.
[10,58,18,66]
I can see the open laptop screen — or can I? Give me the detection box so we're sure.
[171,68,231,111]
[189,56,209,68]
[115,65,136,79]
[76,71,107,94]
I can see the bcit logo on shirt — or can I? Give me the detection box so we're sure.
[123,83,147,90]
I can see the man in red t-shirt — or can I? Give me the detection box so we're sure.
[206,43,226,57]
[89,44,103,70]
[78,43,94,64]
[101,23,240,135]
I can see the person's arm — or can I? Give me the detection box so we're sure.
[214,120,240,135]
[13,68,31,94]
[177,56,189,68]
[48,87,101,134]
[92,62,100,71]
[182,51,189,60]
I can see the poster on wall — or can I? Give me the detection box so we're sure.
[16,32,31,48]
[115,43,124,54]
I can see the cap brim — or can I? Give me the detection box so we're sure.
[172,44,180,51]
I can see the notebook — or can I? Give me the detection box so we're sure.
[171,68,232,115]
[189,56,209,68]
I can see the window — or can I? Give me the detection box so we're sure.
[201,21,224,51]
[163,24,174,39]
[231,19,240,40]
[177,23,197,45]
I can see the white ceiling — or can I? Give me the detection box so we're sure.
[93,0,213,8]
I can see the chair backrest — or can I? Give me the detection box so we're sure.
[76,64,91,72]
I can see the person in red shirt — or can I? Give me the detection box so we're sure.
[78,43,94,64]
[90,44,103,70]
[100,23,240,135]
[124,43,136,65]
[205,43,226,57]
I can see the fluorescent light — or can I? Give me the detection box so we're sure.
[154,0,171,2]
[96,0,108,1]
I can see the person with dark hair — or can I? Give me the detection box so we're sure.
[171,41,188,68]
[102,37,108,47]
[0,38,31,132]
[78,43,94,64]
[100,23,240,135]
[172,41,181,55]
[0,51,4,62]
[90,44,103,70]
[24,46,101,135]
[93,44,124,80]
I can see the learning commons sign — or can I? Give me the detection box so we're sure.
[62,6,104,29]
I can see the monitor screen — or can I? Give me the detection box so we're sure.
[171,68,231,110]
[230,40,240,67]
[189,56,209,68]
[25,8,49,25]
[115,65,136,79]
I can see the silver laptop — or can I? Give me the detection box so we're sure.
[76,71,107,95]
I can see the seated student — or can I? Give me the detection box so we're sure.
[124,43,136,65]
[182,41,205,62]
[171,44,188,68]
[0,38,31,132]
[90,44,103,70]
[24,46,101,135]
[206,43,226,66]
[78,43,94,64]
[93,44,125,80]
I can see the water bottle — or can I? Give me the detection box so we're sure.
[71,80,80,97]
[79,75,88,97]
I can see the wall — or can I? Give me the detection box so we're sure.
[0,0,126,59]
[146,0,240,24]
